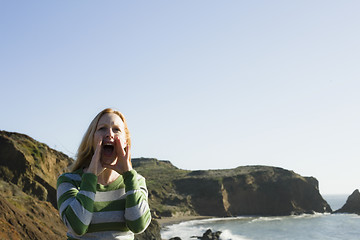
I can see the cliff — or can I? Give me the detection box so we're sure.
[334,189,360,215]
[133,158,332,217]
[0,131,71,239]
[0,131,72,207]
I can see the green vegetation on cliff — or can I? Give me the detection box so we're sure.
[132,158,193,217]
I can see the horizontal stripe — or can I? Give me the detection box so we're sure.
[91,211,125,224]
[67,230,134,240]
[93,199,125,212]
[78,190,96,200]
[95,188,125,202]
[87,221,128,233]
[125,200,150,221]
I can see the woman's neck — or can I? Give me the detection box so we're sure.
[97,169,120,185]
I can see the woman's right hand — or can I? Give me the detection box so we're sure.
[85,139,104,176]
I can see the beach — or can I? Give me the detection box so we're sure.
[157,215,213,227]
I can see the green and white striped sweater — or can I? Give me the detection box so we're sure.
[56,169,151,240]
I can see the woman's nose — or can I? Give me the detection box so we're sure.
[105,128,114,138]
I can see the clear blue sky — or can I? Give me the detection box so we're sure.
[1,1,360,194]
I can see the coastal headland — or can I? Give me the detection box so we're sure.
[0,130,353,240]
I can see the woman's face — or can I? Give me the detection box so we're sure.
[93,113,127,165]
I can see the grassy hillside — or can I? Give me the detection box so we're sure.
[132,158,194,217]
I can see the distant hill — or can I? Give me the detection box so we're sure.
[0,130,332,239]
[132,158,332,217]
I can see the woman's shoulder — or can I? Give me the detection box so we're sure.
[57,168,84,183]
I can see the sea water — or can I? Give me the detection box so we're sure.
[161,195,360,240]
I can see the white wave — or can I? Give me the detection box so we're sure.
[248,213,330,223]
[161,223,208,239]
[250,216,282,223]
[220,229,252,240]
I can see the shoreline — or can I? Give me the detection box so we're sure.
[156,215,214,227]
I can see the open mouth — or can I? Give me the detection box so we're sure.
[102,143,115,156]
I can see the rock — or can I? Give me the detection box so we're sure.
[191,229,222,240]
[334,189,360,214]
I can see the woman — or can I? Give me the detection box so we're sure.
[57,108,151,240]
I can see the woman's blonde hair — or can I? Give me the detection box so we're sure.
[70,108,131,172]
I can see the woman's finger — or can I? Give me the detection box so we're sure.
[94,140,102,156]
[124,144,130,160]
[86,140,104,175]
[115,136,126,157]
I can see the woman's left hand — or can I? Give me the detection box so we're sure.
[102,136,132,175]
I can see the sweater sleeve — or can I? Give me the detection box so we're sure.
[123,170,152,234]
[56,172,97,236]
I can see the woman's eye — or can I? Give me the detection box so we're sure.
[113,128,121,132]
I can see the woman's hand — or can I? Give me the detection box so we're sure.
[85,139,105,176]
[102,136,132,175]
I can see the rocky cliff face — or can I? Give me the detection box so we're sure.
[334,189,360,214]
[0,131,72,207]
[133,159,332,217]
[0,130,72,239]
[173,166,331,216]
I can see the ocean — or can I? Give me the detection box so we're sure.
[161,195,360,240]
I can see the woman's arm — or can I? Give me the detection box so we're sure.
[56,172,97,236]
[123,170,151,234]
[101,136,151,233]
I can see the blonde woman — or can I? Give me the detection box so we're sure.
[57,108,151,240]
